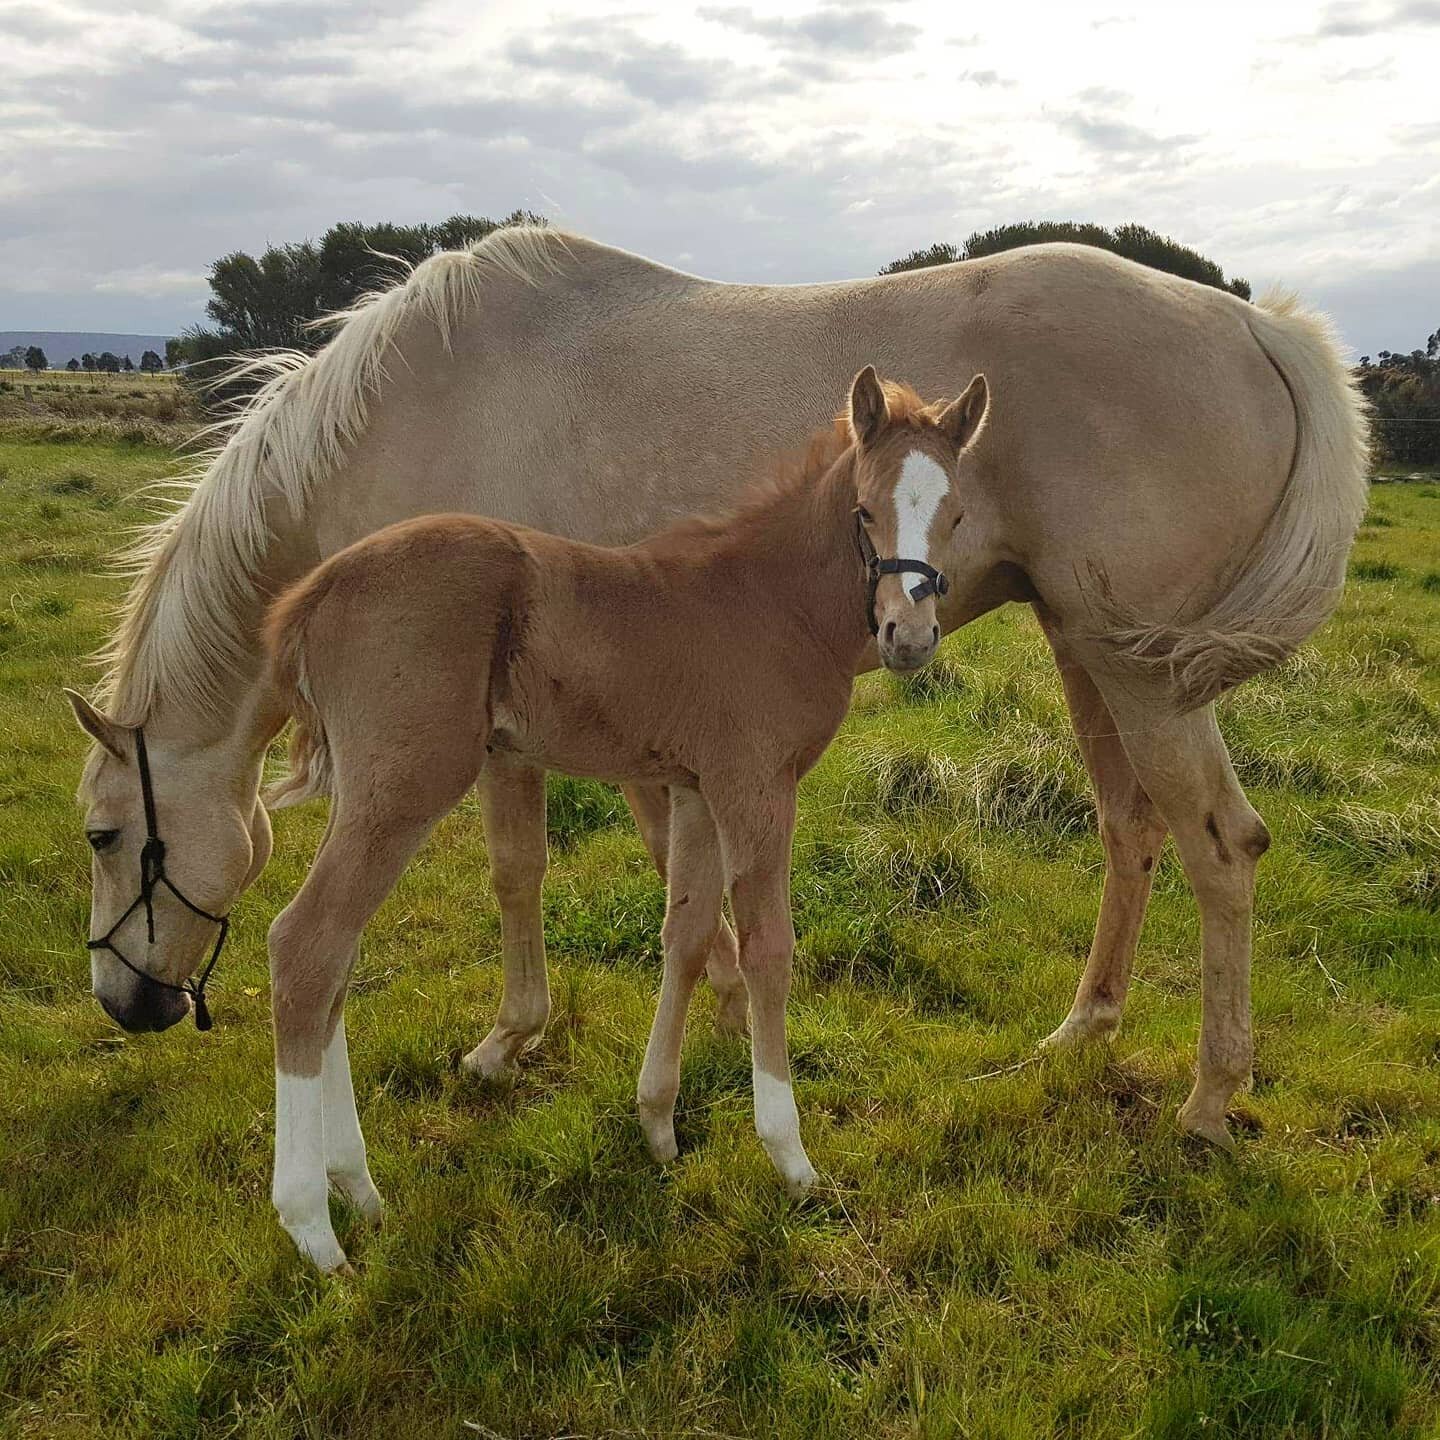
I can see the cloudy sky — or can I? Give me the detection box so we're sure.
[2,0,1436,355]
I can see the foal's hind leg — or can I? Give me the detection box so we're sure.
[463,755,551,1078]
[1037,616,1169,1048]
[271,765,479,1269]
[624,781,748,1034]
[1094,684,1270,1148]
[636,788,726,1163]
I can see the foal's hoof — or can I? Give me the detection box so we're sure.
[782,1160,819,1200]
[1039,1012,1119,1051]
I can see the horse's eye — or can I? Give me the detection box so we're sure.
[87,829,119,853]
[856,506,873,524]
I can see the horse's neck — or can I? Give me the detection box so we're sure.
[118,498,316,758]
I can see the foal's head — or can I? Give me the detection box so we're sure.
[848,366,989,672]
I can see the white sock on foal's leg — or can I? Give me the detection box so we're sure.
[272,1069,347,1272]
[321,1017,382,1223]
[753,1068,817,1197]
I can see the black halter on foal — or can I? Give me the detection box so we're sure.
[86,728,228,1031]
[855,511,950,637]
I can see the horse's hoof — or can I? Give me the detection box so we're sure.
[461,1034,536,1081]
[1039,1012,1119,1051]
[1178,1105,1237,1153]
[714,990,749,1037]
[333,1261,358,1279]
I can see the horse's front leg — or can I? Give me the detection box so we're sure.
[464,754,552,1078]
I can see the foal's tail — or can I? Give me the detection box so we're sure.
[1106,291,1370,710]
[262,573,336,810]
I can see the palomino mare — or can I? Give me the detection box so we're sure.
[68,227,1368,1170]
[256,369,987,1269]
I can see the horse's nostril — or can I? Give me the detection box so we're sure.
[931,625,939,643]
[883,621,896,644]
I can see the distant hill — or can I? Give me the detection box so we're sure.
[0,332,174,369]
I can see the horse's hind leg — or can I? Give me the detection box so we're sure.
[636,787,726,1162]
[625,781,748,1034]
[322,994,382,1222]
[1037,616,1168,1048]
[1094,683,1270,1148]
[463,755,551,1078]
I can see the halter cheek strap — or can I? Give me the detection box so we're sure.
[86,728,228,1031]
[855,511,950,637]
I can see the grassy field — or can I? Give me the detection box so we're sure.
[1,437,1438,1439]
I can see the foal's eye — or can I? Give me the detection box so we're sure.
[87,829,119,853]
[855,506,873,524]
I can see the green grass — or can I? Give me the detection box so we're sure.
[2,445,1438,1438]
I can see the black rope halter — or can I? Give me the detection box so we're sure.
[855,511,950,636]
[86,728,229,1031]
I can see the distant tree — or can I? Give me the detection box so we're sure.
[24,346,47,371]
[81,353,97,371]
[164,337,185,370]
[879,242,962,276]
[1356,327,1440,468]
[1,344,28,368]
[66,358,80,372]
[174,209,545,412]
[882,220,1251,299]
[122,355,135,372]
[96,351,122,373]
[140,349,163,373]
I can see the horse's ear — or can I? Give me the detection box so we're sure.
[935,374,989,452]
[63,688,128,762]
[848,365,888,447]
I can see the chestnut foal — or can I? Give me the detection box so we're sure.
[260,368,989,1269]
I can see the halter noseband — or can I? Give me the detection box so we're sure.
[855,511,950,637]
[86,728,228,1031]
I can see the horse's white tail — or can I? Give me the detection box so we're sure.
[1107,290,1370,710]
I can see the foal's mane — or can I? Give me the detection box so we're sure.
[97,225,576,726]
[654,379,934,549]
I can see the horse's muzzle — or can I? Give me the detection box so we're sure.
[98,976,191,1034]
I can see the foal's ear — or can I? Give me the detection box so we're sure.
[63,688,129,762]
[935,373,989,452]
[848,365,889,447]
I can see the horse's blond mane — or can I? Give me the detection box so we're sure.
[97,225,574,726]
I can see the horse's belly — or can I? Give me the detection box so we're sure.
[489,705,691,788]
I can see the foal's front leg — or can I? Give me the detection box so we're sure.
[625,781,749,1034]
[636,788,726,1162]
[719,786,818,1196]
[463,755,552,1078]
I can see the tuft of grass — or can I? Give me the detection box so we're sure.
[1352,559,1402,582]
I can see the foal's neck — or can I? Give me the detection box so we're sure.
[735,454,870,671]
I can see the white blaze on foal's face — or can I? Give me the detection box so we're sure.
[893,449,952,588]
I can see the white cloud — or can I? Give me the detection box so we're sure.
[0,0,1434,353]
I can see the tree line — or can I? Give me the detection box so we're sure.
[2,345,166,374]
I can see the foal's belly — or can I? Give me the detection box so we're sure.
[489,704,694,789]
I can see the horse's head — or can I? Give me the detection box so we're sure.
[848,366,989,673]
[64,690,273,1033]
